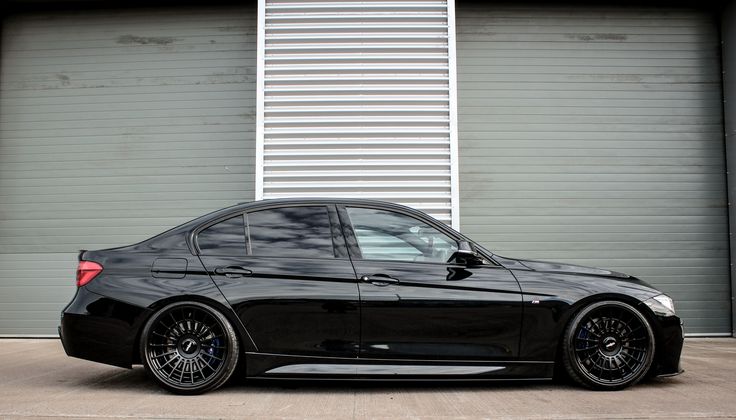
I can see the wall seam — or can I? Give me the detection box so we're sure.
[447,0,460,230]
[255,0,266,201]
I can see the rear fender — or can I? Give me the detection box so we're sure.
[133,294,258,364]
[81,249,257,363]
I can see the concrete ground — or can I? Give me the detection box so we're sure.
[0,339,734,419]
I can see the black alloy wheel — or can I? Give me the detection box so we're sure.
[562,300,655,390]
[140,301,239,395]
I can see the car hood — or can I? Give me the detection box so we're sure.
[489,255,661,298]
[494,256,632,279]
[519,259,631,279]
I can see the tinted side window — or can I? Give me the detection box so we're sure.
[347,207,458,263]
[352,227,423,261]
[247,206,335,258]
[198,215,247,256]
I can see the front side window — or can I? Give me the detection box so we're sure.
[346,207,458,263]
[197,214,247,256]
[247,206,335,258]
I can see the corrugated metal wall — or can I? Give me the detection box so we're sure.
[259,0,456,225]
[456,3,730,334]
[722,1,736,337]
[0,6,256,335]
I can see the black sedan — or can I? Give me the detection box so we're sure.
[60,198,683,394]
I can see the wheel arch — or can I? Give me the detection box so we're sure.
[132,294,257,365]
[551,293,663,371]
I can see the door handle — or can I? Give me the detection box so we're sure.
[214,266,252,278]
[360,274,399,286]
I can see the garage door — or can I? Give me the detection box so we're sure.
[0,6,256,335]
[456,4,730,334]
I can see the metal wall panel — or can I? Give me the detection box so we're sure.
[259,0,457,225]
[0,6,256,335]
[456,3,730,334]
[721,0,736,337]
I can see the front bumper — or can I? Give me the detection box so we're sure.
[652,315,684,377]
[59,287,151,369]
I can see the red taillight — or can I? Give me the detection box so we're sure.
[76,261,103,287]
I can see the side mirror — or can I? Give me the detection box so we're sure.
[452,241,484,266]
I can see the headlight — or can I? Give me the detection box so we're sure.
[644,294,676,317]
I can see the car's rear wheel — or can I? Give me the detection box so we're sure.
[562,300,655,390]
[140,301,239,395]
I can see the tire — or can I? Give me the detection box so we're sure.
[562,300,655,391]
[140,301,240,395]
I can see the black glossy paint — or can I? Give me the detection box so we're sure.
[59,198,683,381]
[243,352,555,380]
[353,259,522,360]
[200,255,360,358]
[507,265,664,362]
[60,286,150,368]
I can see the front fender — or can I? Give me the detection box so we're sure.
[512,269,662,361]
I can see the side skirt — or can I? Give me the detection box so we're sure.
[244,352,555,380]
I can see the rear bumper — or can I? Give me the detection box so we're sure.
[59,287,151,369]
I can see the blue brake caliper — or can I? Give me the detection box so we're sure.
[576,326,589,351]
[208,338,222,369]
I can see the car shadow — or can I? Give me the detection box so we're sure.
[233,378,557,393]
[67,366,159,393]
[68,366,684,395]
[226,375,685,395]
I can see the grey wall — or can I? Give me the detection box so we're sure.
[456,3,730,334]
[721,0,736,337]
[0,5,256,335]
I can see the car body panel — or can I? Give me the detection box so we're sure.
[68,244,259,363]
[509,268,661,361]
[59,286,150,368]
[353,259,523,360]
[200,254,361,357]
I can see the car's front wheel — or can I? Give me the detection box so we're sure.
[562,300,655,390]
[140,301,239,395]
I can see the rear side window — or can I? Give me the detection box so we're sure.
[197,215,247,256]
[247,206,335,258]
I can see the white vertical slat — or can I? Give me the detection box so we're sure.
[258,0,455,225]
[446,0,459,229]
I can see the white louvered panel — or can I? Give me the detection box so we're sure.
[259,0,456,224]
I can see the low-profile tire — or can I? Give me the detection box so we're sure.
[140,301,239,395]
[562,300,655,391]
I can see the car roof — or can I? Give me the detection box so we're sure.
[189,197,427,226]
[237,197,410,208]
